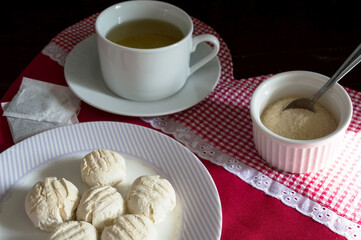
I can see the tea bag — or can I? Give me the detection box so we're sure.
[2,102,79,143]
[3,77,81,123]
[2,77,81,143]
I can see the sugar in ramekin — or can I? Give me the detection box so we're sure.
[250,71,353,173]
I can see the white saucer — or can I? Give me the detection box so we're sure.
[64,35,221,117]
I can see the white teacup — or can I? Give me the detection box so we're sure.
[95,0,220,101]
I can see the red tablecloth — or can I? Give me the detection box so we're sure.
[1,14,359,240]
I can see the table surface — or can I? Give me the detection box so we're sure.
[2,0,361,98]
[2,1,361,240]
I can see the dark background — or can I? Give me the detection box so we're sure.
[2,0,361,98]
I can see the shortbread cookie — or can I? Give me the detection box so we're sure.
[25,177,80,231]
[81,149,126,187]
[101,214,156,240]
[50,221,98,240]
[126,175,176,223]
[76,185,125,232]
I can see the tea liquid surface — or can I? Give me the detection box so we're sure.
[106,19,184,49]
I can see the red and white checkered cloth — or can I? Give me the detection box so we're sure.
[47,13,361,225]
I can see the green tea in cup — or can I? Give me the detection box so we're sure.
[106,18,184,49]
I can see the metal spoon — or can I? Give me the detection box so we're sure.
[284,43,361,112]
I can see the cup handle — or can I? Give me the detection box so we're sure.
[189,34,220,76]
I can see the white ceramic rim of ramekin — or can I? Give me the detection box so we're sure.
[250,70,353,146]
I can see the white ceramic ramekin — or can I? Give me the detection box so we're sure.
[250,70,353,173]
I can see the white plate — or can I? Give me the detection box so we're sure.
[0,122,222,240]
[64,35,221,117]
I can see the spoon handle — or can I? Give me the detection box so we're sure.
[310,43,361,103]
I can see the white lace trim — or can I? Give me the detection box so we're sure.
[41,43,68,66]
[42,42,361,240]
[142,116,361,240]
